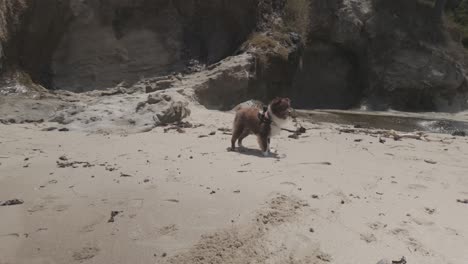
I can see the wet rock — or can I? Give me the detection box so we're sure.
[452,130,466,137]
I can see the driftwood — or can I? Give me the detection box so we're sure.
[339,128,430,141]
[382,130,429,141]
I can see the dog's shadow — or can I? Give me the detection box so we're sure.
[227,147,283,159]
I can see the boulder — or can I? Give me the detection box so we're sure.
[145,79,175,93]
[194,53,255,110]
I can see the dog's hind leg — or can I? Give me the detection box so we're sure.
[237,129,250,148]
[230,124,244,151]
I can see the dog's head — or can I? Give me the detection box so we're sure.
[269,97,291,119]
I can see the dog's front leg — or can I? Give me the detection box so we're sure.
[266,138,271,154]
[258,136,270,157]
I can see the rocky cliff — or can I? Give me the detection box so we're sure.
[1,0,468,111]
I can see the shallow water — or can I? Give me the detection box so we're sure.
[297,109,468,134]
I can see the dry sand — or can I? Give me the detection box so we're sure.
[1,106,468,264]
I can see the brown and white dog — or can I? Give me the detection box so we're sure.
[230,97,291,156]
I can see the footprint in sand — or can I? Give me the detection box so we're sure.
[407,184,428,191]
[53,204,70,212]
[80,222,100,233]
[157,224,178,236]
[390,228,431,256]
[410,216,435,226]
[360,233,377,243]
[72,246,100,262]
[445,227,460,236]
[129,199,144,209]
[129,226,144,241]
[27,204,48,213]
[424,207,436,215]
[368,221,387,230]
[280,182,297,187]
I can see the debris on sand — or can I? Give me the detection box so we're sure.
[163,121,202,133]
[457,199,468,204]
[108,211,121,223]
[298,161,332,166]
[57,158,94,168]
[316,252,332,262]
[120,172,133,177]
[424,159,437,164]
[392,256,407,264]
[0,199,24,206]
[218,127,232,135]
[155,101,191,125]
[284,126,307,139]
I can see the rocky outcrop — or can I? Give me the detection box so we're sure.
[0,42,3,73]
[1,0,468,111]
[0,0,258,92]
[289,0,468,111]
[364,0,468,111]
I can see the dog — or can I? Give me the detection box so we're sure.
[230,97,291,156]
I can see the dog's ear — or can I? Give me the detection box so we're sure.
[271,97,281,104]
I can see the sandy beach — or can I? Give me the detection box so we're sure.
[1,106,468,264]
